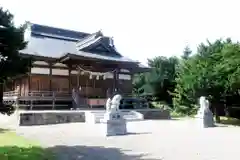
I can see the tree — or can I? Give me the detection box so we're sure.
[181,45,192,60]
[0,7,32,114]
[132,73,148,95]
[173,38,240,121]
[133,56,179,105]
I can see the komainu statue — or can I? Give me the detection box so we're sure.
[110,94,122,112]
[197,96,210,116]
[102,94,126,136]
[196,96,215,128]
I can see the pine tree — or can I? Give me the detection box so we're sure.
[0,7,32,114]
[182,46,192,60]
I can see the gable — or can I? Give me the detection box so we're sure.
[95,44,109,52]
[85,43,121,57]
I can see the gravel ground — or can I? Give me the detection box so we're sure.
[14,119,240,160]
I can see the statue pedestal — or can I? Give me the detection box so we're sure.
[100,111,127,136]
[195,110,215,128]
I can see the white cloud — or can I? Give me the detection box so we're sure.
[2,0,240,64]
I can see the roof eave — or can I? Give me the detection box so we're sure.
[20,53,57,61]
[132,67,152,74]
[58,53,138,65]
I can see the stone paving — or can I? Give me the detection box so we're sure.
[13,119,240,160]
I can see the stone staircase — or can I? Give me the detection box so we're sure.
[85,110,144,124]
[85,110,105,124]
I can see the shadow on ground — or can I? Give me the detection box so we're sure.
[127,132,151,135]
[0,128,9,133]
[49,145,161,160]
[0,145,161,160]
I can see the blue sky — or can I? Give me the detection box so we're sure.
[2,0,240,64]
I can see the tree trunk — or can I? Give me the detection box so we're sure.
[0,83,15,115]
[211,102,220,123]
[0,83,4,114]
[224,104,230,117]
[214,105,220,123]
[0,83,3,105]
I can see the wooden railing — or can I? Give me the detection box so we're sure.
[3,90,72,110]
[3,91,71,98]
[3,91,19,97]
[3,90,105,105]
[2,90,141,110]
[26,91,70,97]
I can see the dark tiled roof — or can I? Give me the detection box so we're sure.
[30,23,89,40]
[21,35,78,57]
[21,22,139,64]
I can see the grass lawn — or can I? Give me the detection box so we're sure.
[0,128,55,160]
[218,116,240,126]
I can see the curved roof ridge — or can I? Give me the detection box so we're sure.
[28,22,90,40]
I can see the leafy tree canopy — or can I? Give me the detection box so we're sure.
[133,56,178,105]
[173,38,240,116]
[0,7,32,114]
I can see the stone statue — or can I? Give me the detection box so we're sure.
[15,86,20,93]
[110,94,122,112]
[196,96,214,127]
[105,94,122,112]
[72,88,80,109]
[197,96,209,117]
[101,94,126,136]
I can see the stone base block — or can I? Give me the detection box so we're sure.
[19,111,85,126]
[196,117,215,128]
[101,119,127,136]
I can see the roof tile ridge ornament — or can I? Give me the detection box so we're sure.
[77,36,102,51]
[96,30,103,38]
[106,36,119,54]
[25,21,33,27]
[109,37,114,47]
[76,30,103,48]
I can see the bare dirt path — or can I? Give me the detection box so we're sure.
[15,119,240,160]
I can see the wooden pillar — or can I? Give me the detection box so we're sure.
[28,74,31,92]
[27,64,31,93]
[52,92,55,110]
[27,61,32,93]
[23,77,26,96]
[68,67,71,93]
[30,92,33,110]
[113,69,119,93]
[113,71,116,91]
[49,62,53,91]
[86,79,88,98]
[19,78,22,96]
[77,70,80,88]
